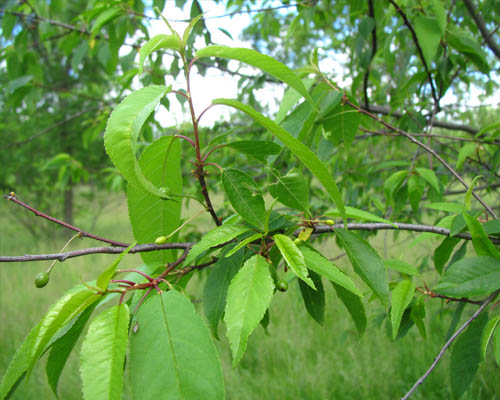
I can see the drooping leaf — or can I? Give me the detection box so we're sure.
[434,256,500,297]
[104,85,171,198]
[390,280,416,340]
[298,270,325,324]
[224,233,262,258]
[224,255,274,366]
[481,315,500,361]
[335,229,389,306]
[273,234,315,289]
[46,304,96,398]
[384,259,420,276]
[96,242,135,291]
[416,167,440,193]
[28,287,100,376]
[463,212,500,258]
[80,304,129,400]
[414,16,441,65]
[139,34,182,74]
[128,136,182,265]
[196,45,315,107]
[227,140,281,162]
[184,223,249,266]
[448,29,490,74]
[331,282,367,335]
[214,99,345,223]
[268,168,310,214]
[434,236,461,275]
[326,206,395,226]
[322,102,360,151]
[130,291,225,399]
[450,313,488,398]
[221,169,266,230]
[0,323,41,399]
[203,249,245,339]
[299,245,362,296]
[91,7,121,37]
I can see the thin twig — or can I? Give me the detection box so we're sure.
[416,287,483,305]
[401,289,500,399]
[4,194,129,247]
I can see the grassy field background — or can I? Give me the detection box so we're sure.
[1,192,499,399]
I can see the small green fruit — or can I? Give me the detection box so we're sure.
[276,279,288,292]
[155,236,168,245]
[294,238,302,245]
[325,219,335,226]
[35,272,49,288]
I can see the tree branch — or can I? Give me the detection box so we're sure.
[401,289,500,399]
[462,0,500,61]
[363,0,377,108]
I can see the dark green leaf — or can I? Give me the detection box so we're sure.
[322,103,360,151]
[481,315,500,361]
[227,140,281,162]
[434,236,461,275]
[463,212,500,258]
[269,168,309,214]
[331,282,367,335]
[299,270,325,324]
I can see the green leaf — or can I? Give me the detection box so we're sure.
[448,29,489,74]
[430,0,447,35]
[0,323,41,399]
[203,249,245,339]
[384,259,420,276]
[463,212,500,258]
[331,282,367,335]
[227,141,281,162]
[184,223,249,266]
[221,168,266,230]
[196,46,315,107]
[130,291,225,399]
[91,7,121,37]
[104,85,171,198]
[425,202,464,214]
[450,313,488,398]
[326,206,395,226]
[384,170,407,202]
[269,168,309,214]
[464,175,482,211]
[139,34,182,74]
[298,270,325,324]
[335,229,389,306]
[128,136,182,265]
[390,280,416,340]
[484,219,500,235]
[224,255,274,366]
[434,256,500,297]
[214,99,345,223]
[456,143,476,170]
[273,234,315,289]
[416,167,440,193]
[299,245,362,297]
[434,236,461,275]
[46,305,96,398]
[224,233,262,258]
[96,242,135,291]
[322,103,360,151]
[182,13,204,47]
[80,304,129,400]
[481,315,500,361]
[414,16,441,65]
[494,320,500,367]
[28,287,100,376]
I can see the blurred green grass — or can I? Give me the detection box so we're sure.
[1,193,499,399]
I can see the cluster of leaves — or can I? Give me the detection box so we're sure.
[2,1,500,399]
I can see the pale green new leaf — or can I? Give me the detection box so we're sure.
[139,34,181,74]
[104,85,171,198]
[224,254,274,366]
[0,323,41,399]
[80,304,129,400]
[130,291,225,399]
[434,256,500,297]
[390,280,416,340]
[425,202,464,214]
[214,99,345,223]
[184,224,249,266]
[28,287,100,376]
[456,143,476,170]
[128,136,182,265]
[91,7,121,37]
[335,229,389,306]
[221,169,266,230]
[273,234,315,289]
[326,206,395,226]
[182,13,204,47]
[451,313,488,398]
[463,212,500,258]
[299,245,362,297]
[96,242,135,291]
[416,167,440,193]
[196,46,315,107]
[481,315,500,361]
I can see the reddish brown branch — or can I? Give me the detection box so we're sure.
[4,193,129,247]
[416,287,482,305]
